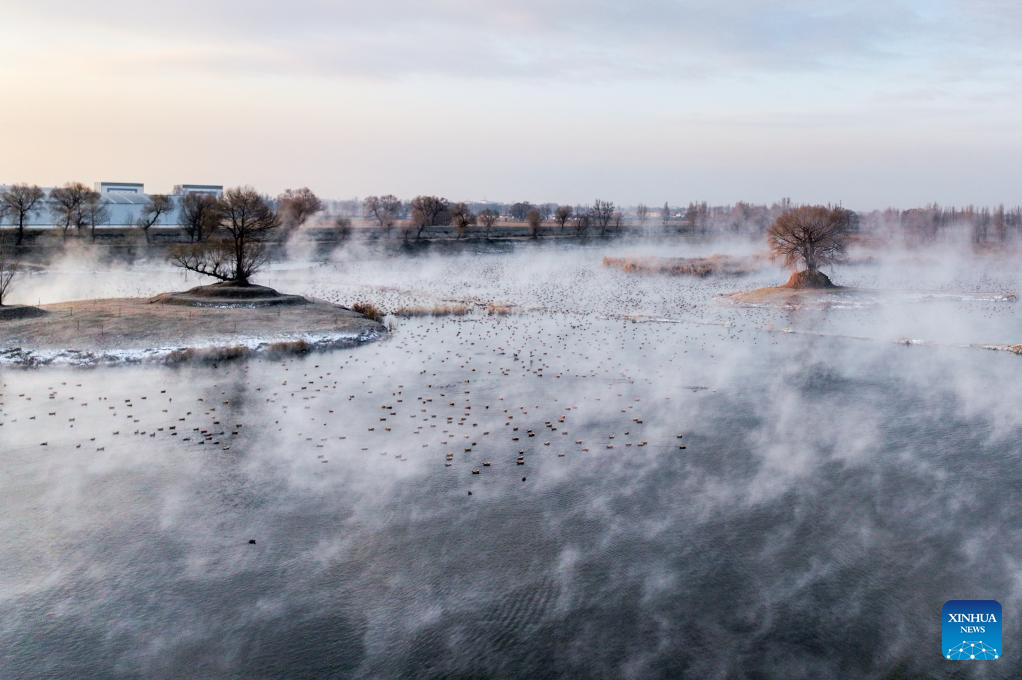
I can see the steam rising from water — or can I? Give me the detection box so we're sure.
[2,240,1021,678]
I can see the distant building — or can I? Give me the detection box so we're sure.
[95,181,144,194]
[173,184,223,197]
[1,180,224,227]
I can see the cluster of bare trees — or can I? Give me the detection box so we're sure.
[277,187,324,233]
[48,183,106,240]
[408,195,451,239]
[860,204,1022,246]
[0,182,173,243]
[358,195,628,241]
[363,195,402,235]
[8,182,1022,253]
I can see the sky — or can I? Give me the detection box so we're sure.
[1,0,1020,209]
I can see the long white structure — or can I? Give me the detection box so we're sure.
[0,181,224,227]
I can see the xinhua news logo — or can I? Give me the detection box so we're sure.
[943,600,1001,661]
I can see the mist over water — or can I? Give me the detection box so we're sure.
[2,241,1021,678]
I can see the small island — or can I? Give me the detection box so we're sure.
[0,188,385,367]
[730,205,859,305]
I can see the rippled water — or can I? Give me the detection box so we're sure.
[2,242,1021,678]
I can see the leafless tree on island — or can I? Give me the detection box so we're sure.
[171,187,281,284]
[478,209,499,239]
[554,205,573,231]
[661,202,671,229]
[49,182,90,240]
[138,194,172,244]
[180,193,222,242]
[277,187,323,233]
[1,184,45,246]
[363,195,402,236]
[767,205,851,288]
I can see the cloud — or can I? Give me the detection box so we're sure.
[6,0,946,82]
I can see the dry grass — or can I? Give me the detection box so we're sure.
[392,304,471,317]
[165,345,250,365]
[266,339,312,354]
[486,303,515,316]
[603,255,765,277]
[352,301,384,322]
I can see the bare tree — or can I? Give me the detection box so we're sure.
[49,182,90,239]
[509,202,532,221]
[138,194,173,244]
[450,202,475,239]
[171,187,280,284]
[636,204,649,229]
[592,199,615,236]
[363,194,402,235]
[277,187,323,232]
[333,216,353,242]
[82,191,109,241]
[478,209,499,238]
[661,202,671,228]
[1,184,45,246]
[574,207,591,237]
[0,238,18,306]
[767,205,850,285]
[179,192,222,242]
[526,208,543,239]
[554,205,573,231]
[409,195,450,239]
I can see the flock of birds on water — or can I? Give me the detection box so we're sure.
[2,313,698,503]
[4,247,1019,505]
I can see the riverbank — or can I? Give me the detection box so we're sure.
[0,296,385,366]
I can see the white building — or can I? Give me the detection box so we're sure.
[173,184,223,197]
[0,180,224,228]
[95,181,145,194]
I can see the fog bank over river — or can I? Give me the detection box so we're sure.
[2,241,1020,678]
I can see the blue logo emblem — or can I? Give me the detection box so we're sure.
[943,600,1001,660]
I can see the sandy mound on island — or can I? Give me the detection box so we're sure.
[0,295,386,367]
[782,270,837,289]
[150,282,308,307]
[729,271,852,306]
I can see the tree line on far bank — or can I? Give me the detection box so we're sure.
[0,183,633,246]
[4,183,1022,252]
[361,196,623,240]
[0,194,1010,305]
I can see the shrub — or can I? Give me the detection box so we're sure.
[352,301,384,322]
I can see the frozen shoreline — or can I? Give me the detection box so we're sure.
[0,297,386,367]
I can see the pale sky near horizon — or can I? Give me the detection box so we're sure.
[1,1,1020,209]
